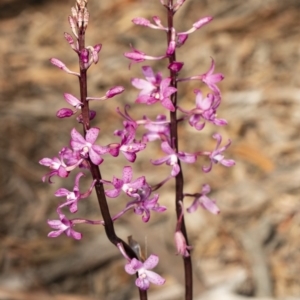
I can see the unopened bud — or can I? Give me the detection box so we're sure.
[106,86,125,98]
[63,93,82,108]
[56,108,74,118]
[107,143,120,157]
[166,40,176,55]
[77,110,96,123]
[76,0,88,10]
[174,231,192,257]
[50,58,80,76]
[68,15,78,37]
[83,10,89,29]
[132,17,151,27]
[64,32,78,51]
[80,48,89,64]
[71,7,77,19]
[94,44,102,53]
[124,51,146,63]
[177,34,188,47]
[193,16,213,29]
[77,11,83,29]
[174,0,186,11]
[152,16,163,28]
[168,61,184,72]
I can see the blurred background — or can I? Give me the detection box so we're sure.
[1,0,300,299]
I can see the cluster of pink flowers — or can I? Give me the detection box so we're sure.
[40,0,235,296]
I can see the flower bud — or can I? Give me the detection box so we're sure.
[80,48,89,64]
[193,16,213,29]
[64,93,82,108]
[132,17,151,27]
[177,34,188,47]
[106,86,125,98]
[56,108,74,118]
[174,231,192,257]
[168,61,184,72]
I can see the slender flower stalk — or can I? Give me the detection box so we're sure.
[164,2,193,298]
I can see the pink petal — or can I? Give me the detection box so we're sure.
[143,254,159,269]
[145,270,166,285]
[39,157,53,166]
[48,230,64,238]
[141,66,156,82]
[186,200,199,213]
[132,17,151,27]
[64,93,82,107]
[71,128,86,146]
[161,141,174,155]
[220,159,235,167]
[201,196,220,214]
[178,153,197,164]
[193,16,213,29]
[171,163,180,176]
[93,145,108,155]
[106,86,124,98]
[89,148,103,165]
[131,78,154,93]
[162,86,177,98]
[68,229,82,240]
[161,97,175,111]
[202,184,211,194]
[129,176,145,189]
[212,133,222,148]
[86,127,100,144]
[54,188,69,197]
[136,278,150,290]
[196,92,212,110]
[47,219,64,229]
[136,95,158,104]
[213,118,228,126]
[207,58,215,75]
[151,156,169,165]
[56,108,74,118]
[122,166,133,183]
[160,77,171,91]
[105,188,121,198]
[125,263,136,275]
[122,151,136,162]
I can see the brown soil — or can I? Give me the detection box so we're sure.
[1,0,300,299]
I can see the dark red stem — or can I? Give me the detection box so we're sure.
[166,1,193,299]
[77,24,147,300]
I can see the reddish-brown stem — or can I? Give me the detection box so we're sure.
[166,1,193,299]
[77,23,147,300]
